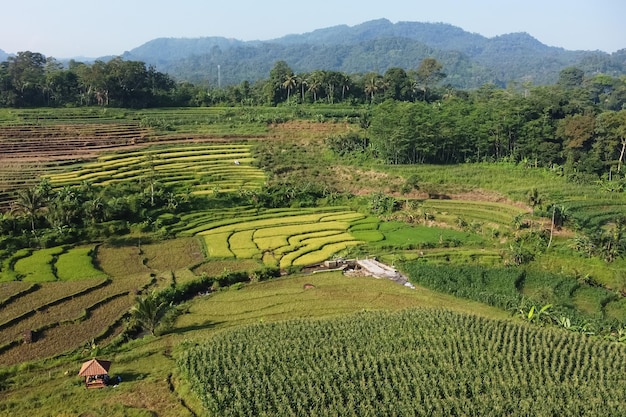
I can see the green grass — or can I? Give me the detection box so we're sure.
[422,199,527,226]
[0,251,28,282]
[533,253,626,291]
[201,232,235,258]
[383,162,626,231]
[229,230,261,259]
[55,246,108,281]
[572,286,617,319]
[175,272,509,337]
[402,261,626,329]
[375,221,483,248]
[13,247,65,282]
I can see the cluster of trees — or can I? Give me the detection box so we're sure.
[0,176,191,250]
[0,52,450,107]
[0,52,177,107]
[363,88,626,176]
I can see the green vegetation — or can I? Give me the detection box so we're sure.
[54,246,108,281]
[0,57,625,417]
[180,308,626,417]
[12,246,64,282]
[402,262,624,333]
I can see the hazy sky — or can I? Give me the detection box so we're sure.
[1,0,624,58]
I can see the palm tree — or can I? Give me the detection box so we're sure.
[364,75,382,104]
[282,73,297,102]
[12,185,47,233]
[339,74,351,101]
[307,71,324,103]
[297,74,308,102]
[131,293,171,336]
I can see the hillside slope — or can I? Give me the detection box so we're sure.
[122,18,625,87]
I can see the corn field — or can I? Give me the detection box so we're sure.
[179,309,626,416]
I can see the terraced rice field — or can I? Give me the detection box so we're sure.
[44,143,265,195]
[0,236,208,365]
[0,109,154,211]
[182,207,368,268]
[0,245,105,283]
[421,199,529,228]
[0,270,154,366]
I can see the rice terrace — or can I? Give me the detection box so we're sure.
[1,55,626,416]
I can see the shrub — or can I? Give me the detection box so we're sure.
[250,266,281,282]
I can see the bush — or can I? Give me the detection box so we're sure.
[250,266,281,282]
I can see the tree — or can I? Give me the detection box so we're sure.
[12,181,50,233]
[595,110,626,173]
[369,100,416,164]
[415,58,446,102]
[338,73,351,101]
[558,67,584,89]
[282,73,297,102]
[297,73,308,102]
[383,67,411,101]
[46,185,83,229]
[106,58,149,107]
[558,113,598,174]
[130,293,171,336]
[266,60,293,105]
[306,71,324,103]
[7,51,47,106]
[363,73,385,104]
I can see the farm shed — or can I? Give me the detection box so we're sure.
[78,358,111,389]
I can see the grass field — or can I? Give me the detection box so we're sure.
[384,163,626,231]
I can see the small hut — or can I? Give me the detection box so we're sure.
[78,358,111,389]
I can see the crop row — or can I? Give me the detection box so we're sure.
[0,282,37,307]
[0,108,129,125]
[0,272,153,353]
[0,278,103,323]
[179,308,626,417]
[44,143,266,195]
[0,293,133,366]
[422,199,527,226]
[0,278,110,337]
[561,199,626,230]
[174,207,341,236]
[195,209,369,268]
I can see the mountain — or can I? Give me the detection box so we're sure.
[0,49,9,61]
[118,19,625,88]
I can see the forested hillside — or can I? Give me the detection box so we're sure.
[121,19,626,87]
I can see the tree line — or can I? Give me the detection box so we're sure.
[2,51,626,179]
[363,86,626,178]
[2,51,625,111]
[0,52,448,107]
